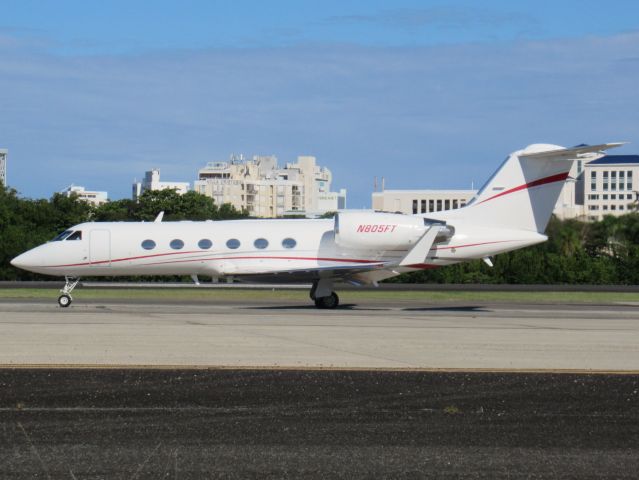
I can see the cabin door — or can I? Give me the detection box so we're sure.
[89,230,111,267]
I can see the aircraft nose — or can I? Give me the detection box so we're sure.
[11,251,36,270]
[11,252,26,268]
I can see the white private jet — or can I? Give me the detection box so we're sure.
[11,142,624,308]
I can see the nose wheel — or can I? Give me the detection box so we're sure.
[58,294,72,308]
[58,276,80,308]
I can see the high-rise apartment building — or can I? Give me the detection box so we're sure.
[194,155,346,217]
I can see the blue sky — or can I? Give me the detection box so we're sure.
[1,0,638,207]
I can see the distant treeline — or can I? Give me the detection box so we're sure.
[1,183,639,284]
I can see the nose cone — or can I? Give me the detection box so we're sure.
[10,250,39,272]
[11,252,26,268]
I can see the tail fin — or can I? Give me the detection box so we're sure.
[462,143,625,232]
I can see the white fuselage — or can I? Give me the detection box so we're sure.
[11,215,546,282]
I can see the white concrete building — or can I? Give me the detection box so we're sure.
[62,185,108,206]
[583,155,639,221]
[553,155,639,221]
[132,169,190,200]
[0,148,7,186]
[372,189,476,215]
[194,154,346,218]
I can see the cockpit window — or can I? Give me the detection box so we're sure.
[66,231,82,241]
[52,230,73,241]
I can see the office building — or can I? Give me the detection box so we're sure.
[582,155,639,221]
[553,155,639,221]
[372,189,476,215]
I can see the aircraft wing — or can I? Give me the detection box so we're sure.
[233,261,394,284]
[267,261,390,276]
[519,142,626,160]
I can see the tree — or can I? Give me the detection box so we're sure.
[107,189,248,221]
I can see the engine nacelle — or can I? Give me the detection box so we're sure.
[335,211,427,250]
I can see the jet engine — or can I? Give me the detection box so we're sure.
[335,211,455,251]
[334,211,426,250]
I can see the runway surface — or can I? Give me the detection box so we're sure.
[1,296,639,370]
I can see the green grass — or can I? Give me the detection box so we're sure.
[0,287,638,304]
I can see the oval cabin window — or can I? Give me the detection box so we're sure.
[254,238,269,249]
[141,239,156,250]
[282,238,297,249]
[198,239,213,249]
[170,239,184,250]
[226,239,240,250]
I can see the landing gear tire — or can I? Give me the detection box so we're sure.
[58,294,72,308]
[314,292,339,309]
[58,276,80,307]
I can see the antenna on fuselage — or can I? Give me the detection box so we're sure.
[154,211,164,223]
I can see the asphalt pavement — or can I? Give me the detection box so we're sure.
[0,369,637,479]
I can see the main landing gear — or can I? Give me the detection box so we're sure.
[58,276,80,308]
[310,279,339,309]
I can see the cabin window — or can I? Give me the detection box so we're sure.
[66,231,82,241]
[282,238,297,249]
[254,238,269,249]
[198,239,212,250]
[226,239,240,249]
[170,239,184,250]
[141,239,156,250]
[52,230,73,241]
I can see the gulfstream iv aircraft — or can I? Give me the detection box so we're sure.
[11,143,624,308]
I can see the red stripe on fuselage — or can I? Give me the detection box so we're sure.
[48,251,382,268]
[476,171,569,205]
[50,250,204,267]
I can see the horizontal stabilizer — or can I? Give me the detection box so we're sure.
[519,142,626,160]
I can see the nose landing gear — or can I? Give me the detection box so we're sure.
[58,276,80,307]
